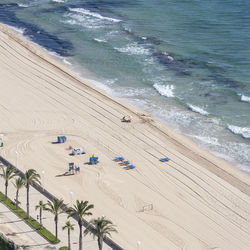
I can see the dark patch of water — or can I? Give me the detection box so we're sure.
[0,3,73,57]
[69,0,137,10]
[153,51,192,76]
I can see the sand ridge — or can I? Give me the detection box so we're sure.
[0,23,249,250]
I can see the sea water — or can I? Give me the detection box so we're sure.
[1,0,250,172]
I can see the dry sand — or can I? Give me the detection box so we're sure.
[0,23,249,250]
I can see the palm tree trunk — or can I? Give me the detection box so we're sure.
[55,216,58,241]
[26,184,29,218]
[68,228,71,250]
[16,190,19,209]
[79,223,82,250]
[40,207,42,229]
[5,180,8,199]
[98,237,103,250]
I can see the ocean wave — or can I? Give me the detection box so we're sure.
[94,38,106,43]
[227,125,250,139]
[17,3,29,8]
[47,51,72,66]
[153,83,174,97]
[86,79,113,94]
[192,135,220,146]
[240,95,250,103]
[7,25,26,35]
[115,87,152,98]
[63,58,72,65]
[187,104,209,115]
[69,8,121,23]
[52,0,66,2]
[114,43,150,55]
[64,13,105,29]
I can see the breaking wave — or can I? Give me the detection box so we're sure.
[227,125,250,139]
[94,38,107,43]
[17,3,29,8]
[241,95,250,103]
[153,83,175,97]
[114,43,150,55]
[69,8,121,23]
[188,104,209,116]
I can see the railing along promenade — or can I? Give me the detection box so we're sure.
[0,155,124,250]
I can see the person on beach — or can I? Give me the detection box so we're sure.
[121,115,132,122]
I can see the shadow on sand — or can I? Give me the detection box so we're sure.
[55,172,74,177]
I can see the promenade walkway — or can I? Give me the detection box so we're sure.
[0,168,112,250]
[0,202,54,249]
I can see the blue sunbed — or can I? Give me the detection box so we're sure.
[122,160,130,165]
[127,165,136,169]
[115,157,124,161]
[160,157,170,162]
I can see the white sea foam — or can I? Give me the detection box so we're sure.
[7,25,26,35]
[114,43,150,55]
[69,8,121,23]
[116,87,152,98]
[46,50,72,67]
[192,135,220,146]
[153,83,175,97]
[94,38,106,43]
[17,3,29,7]
[52,0,66,2]
[188,104,209,116]
[228,125,250,139]
[64,13,104,29]
[105,79,117,85]
[63,58,72,65]
[87,79,113,94]
[241,95,250,103]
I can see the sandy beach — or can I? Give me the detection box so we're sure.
[0,23,249,250]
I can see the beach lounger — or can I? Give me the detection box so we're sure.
[160,157,170,162]
[114,157,124,161]
[122,160,130,165]
[127,165,136,169]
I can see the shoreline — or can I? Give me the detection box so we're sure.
[2,23,248,194]
[6,23,250,174]
[0,23,249,249]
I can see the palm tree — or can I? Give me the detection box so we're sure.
[23,169,41,218]
[67,200,94,250]
[62,221,75,250]
[35,200,46,229]
[84,217,117,250]
[13,177,24,209]
[46,198,64,241]
[0,165,17,199]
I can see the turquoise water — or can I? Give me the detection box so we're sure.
[1,0,250,171]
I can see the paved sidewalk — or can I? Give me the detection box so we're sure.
[0,170,112,250]
[0,202,56,249]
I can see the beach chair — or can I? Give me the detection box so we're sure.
[58,136,67,143]
[160,157,170,162]
[114,157,124,161]
[68,162,74,173]
[89,156,99,165]
[72,148,85,155]
[121,160,130,165]
[127,165,136,169]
